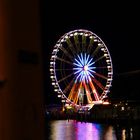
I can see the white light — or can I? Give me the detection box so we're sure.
[74,32,78,36]
[56,44,60,47]
[89,36,93,39]
[107,66,111,68]
[50,76,54,79]
[51,55,56,58]
[52,82,55,85]
[107,78,112,81]
[103,101,110,105]
[61,39,64,42]
[101,48,105,51]
[53,49,57,52]
[54,89,58,92]
[104,54,108,57]
[102,95,107,98]
[98,43,102,46]
[70,34,73,37]
[106,60,110,62]
[104,90,109,93]
[50,62,54,64]
[108,72,113,75]
[61,100,65,102]
[121,106,125,111]
[106,84,111,87]
[84,65,88,71]
[65,36,68,39]
[94,100,103,104]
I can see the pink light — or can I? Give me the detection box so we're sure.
[76,122,100,140]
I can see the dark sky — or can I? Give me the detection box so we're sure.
[40,1,140,104]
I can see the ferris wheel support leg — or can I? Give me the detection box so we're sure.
[89,80,99,101]
[83,81,92,104]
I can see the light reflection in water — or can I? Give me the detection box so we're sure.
[49,120,118,140]
[50,120,76,140]
[122,129,126,140]
[76,122,100,140]
[103,126,117,140]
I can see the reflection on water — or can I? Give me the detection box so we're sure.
[46,120,140,140]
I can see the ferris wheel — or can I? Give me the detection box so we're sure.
[50,29,113,110]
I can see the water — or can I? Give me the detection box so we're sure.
[45,120,140,140]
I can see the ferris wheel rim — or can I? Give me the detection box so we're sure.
[50,29,113,110]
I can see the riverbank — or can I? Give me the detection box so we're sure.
[45,110,140,126]
[45,101,140,125]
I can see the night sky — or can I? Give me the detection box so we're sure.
[40,1,140,104]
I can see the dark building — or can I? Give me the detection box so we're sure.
[0,0,44,139]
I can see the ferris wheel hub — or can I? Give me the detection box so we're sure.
[83,65,88,71]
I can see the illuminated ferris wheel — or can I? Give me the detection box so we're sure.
[50,29,113,110]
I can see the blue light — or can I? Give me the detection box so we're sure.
[73,53,96,82]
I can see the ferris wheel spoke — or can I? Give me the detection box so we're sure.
[74,58,83,67]
[73,62,82,68]
[59,46,74,61]
[57,72,74,83]
[87,36,94,54]
[88,66,96,70]
[84,53,86,64]
[85,54,90,65]
[80,53,84,65]
[74,34,81,53]
[85,73,90,83]
[73,68,82,75]
[66,37,76,56]
[55,68,73,71]
[87,71,94,78]
[94,66,108,69]
[67,73,81,99]
[68,82,77,100]
[79,71,85,81]
[91,77,105,90]
[82,35,86,52]
[93,72,108,80]
[77,54,84,66]
[89,79,100,101]
[63,77,75,94]
[88,69,96,74]
[69,82,82,104]
[56,57,73,65]
[87,57,93,65]
[75,70,84,82]
[83,81,93,103]
[87,61,95,67]
[76,82,83,104]
[93,55,105,64]
[73,67,82,70]
[91,44,101,57]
